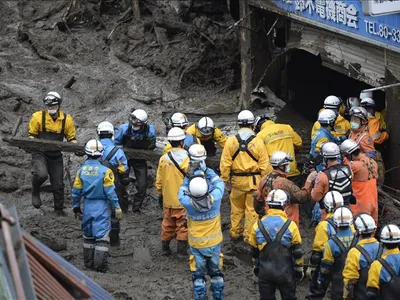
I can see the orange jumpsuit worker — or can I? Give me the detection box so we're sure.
[311,142,353,222]
[255,151,311,226]
[156,127,189,256]
[341,139,379,223]
[220,110,271,243]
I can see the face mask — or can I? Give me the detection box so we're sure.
[350,122,360,130]
[48,109,58,115]
[132,125,142,131]
[285,165,291,173]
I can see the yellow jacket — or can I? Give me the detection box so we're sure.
[156,148,189,208]
[220,128,271,191]
[28,109,77,142]
[343,237,380,299]
[312,212,335,252]
[367,117,389,145]
[257,120,302,177]
[367,247,400,290]
[311,109,350,139]
[186,124,227,147]
[249,209,303,266]
[376,110,386,130]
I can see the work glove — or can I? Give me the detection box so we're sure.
[115,208,122,220]
[306,265,316,279]
[306,170,318,185]
[199,160,207,171]
[349,194,357,205]
[120,173,131,187]
[253,265,259,277]
[158,195,163,209]
[294,265,305,283]
[73,206,82,219]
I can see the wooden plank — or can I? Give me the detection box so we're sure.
[2,136,222,168]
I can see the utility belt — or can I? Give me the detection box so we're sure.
[231,171,261,185]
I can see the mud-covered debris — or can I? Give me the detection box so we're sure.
[30,231,67,252]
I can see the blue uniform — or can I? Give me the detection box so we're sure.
[100,138,129,175]
[178,168,225,300]
[114,123,156,150]
[72,160,120,239]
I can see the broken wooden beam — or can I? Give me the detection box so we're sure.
[378,187,400,207]
[2,136,222,168]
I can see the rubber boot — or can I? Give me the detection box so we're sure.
[31,182,42,209]
[162,240,171,256]
[177,240,188,256]
[210,274,224,300]
[109,219,120,247]
[83,237,95,269]
[94,239,109,273]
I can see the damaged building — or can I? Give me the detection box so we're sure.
[234,0,400,188]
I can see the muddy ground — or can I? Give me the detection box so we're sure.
[1,1,400,299]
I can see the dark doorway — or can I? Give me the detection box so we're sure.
[285,49,385,122]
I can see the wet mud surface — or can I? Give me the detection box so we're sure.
[1,1,400,299]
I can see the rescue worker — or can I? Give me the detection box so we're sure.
[186,116,227,157]
[220,110,271,243]
[311,95,350,140]
[349,107,376,159]
[319,206,357,300]
[310,142,354,223]
[163,112,199,154]
[341,139,379,223]
[360,98,389,145]
[178,170,225,300]
[97,121,130,246]
[367,224,400,300]
[250,189,304,300]
[255,151,311,226]
[359,90,387,131]
[309,109,339,172]
[254,114,303,185]
[307,191,345,300]
[115,109,156,212]
[348,106,384,183]
[72,139,122,273]
[156,127,189,256]
[344,97,360,120]
[343,214,382,300]
[28,91,77,215]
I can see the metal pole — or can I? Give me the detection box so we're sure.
[266,17,279,36]
[361,82,400,93]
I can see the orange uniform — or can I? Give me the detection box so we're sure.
[349,127,376,158]
[257,169,310,226]
[343,154,378,223]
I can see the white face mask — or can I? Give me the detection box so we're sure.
[48,109,58,115]
[285,164,291,173]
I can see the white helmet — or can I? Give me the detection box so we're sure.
[360,98,375,109]
[323,191,344,212]
[266,189,289,208]
[380,224,400,244]
[197,117,215,136]
[270,151,293,167]
[360,91,373,100]
[324,96,342,110]
[44,91,62,106]
[167,127,186,141]
[318,109,337,126]
[170,112,189,128]
[188,144,207,161]
[237,110,255,125]
[354,214,377,235]
[97,121,114,136]
[350,106,369,122]
[340,139,360,155]
[189,177,209,198]
[85,139,104,157]
[254,114,270,133]
[346,97,360,109]
[333,206,353,227]
[321,142,341,159]
[130,109,148,125]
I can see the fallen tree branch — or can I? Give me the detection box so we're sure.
[64,76,76,89]
[33,1,69,22]
[378,187,400,207]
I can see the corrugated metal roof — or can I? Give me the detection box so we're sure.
[290,21,385,87]
[34,239,113,300]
